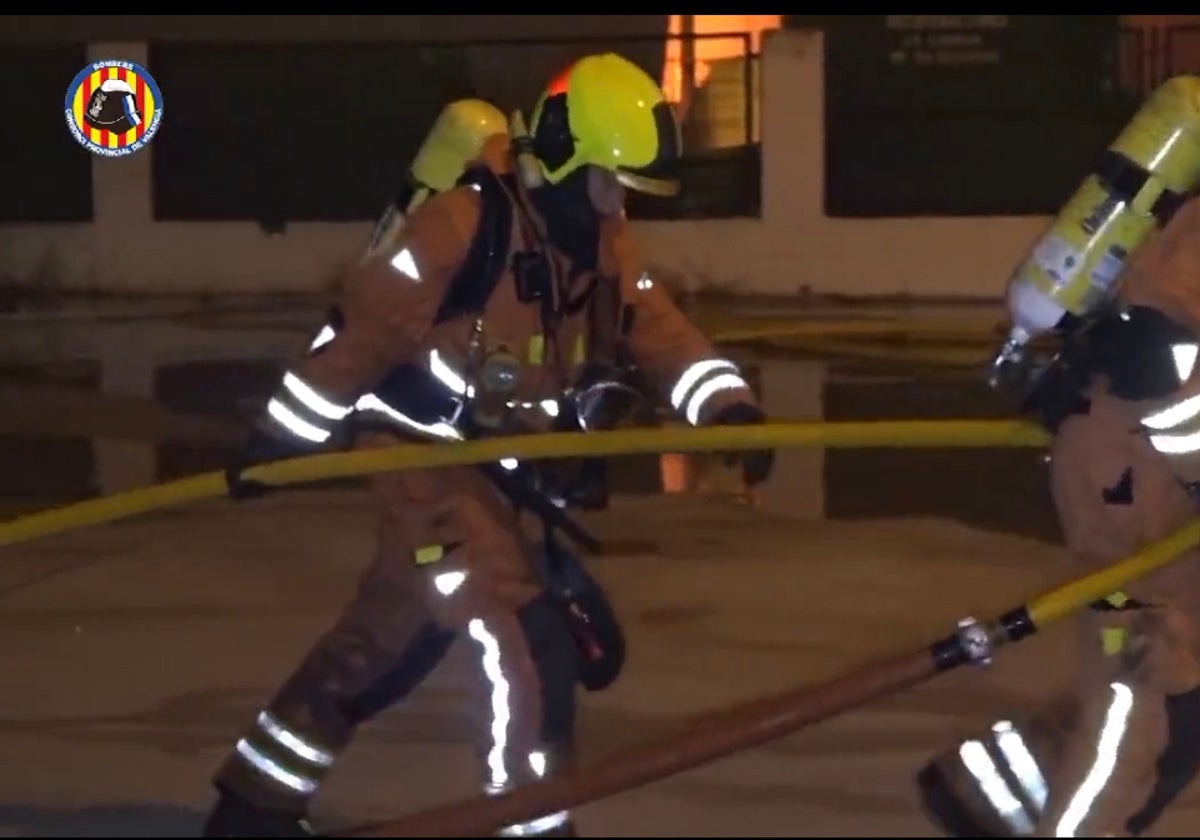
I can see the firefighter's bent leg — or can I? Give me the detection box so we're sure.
[209,526,448,825]
[211,461,579,836]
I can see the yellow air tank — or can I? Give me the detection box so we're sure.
[364,98,508,259]
[990,75,1200,385]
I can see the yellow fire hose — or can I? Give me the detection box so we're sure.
[0,419,1048,548]
[338,516,1200,838]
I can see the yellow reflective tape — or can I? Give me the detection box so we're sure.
[528,335,545,365]
[1101,627,1127,656]
[572,333,586,366]
[414,544,444,566]
[1105,591,1130,609]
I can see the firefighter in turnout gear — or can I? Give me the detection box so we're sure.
[202,52,774,838]
[919,187,1200,836]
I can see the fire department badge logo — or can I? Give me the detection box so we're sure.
[64,59,163,157]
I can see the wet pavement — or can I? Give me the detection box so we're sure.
[0,300,1057,543]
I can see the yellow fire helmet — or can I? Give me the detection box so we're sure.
[528,52,682,197]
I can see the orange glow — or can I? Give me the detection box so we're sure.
[546,64,573,97]
[662,15,781,111]
[660,452,690,494]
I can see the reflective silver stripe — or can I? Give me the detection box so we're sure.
[235,739,318,795]
[492,751,570,837]
[1055,682,1135,837]
[1173,343,1199,383]
[390,247,421,281]
[1142,392,1200,431]
[256,711,335,768]
[266,398,329,444]
[465,622,573,836]
[282,372,352,422]
[1141,393,1200,454]
[1147,428,1200,455]
[669,358,750,426]
[1138,346,1200,454]
[308,325,336,353]
[435,569,563,830]
[497,810,570,837]
[992,720,1048,813]
[469,617,513,793]
[430,349,473,397]
[684,372,749,426]
[355,393,462,441]
[670,359,739,411]
[434,570,467,595]
[263,371,352,445]
[958,739,1035,835]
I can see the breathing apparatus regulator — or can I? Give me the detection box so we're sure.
[989,75,1200,394]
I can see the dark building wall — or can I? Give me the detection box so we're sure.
[3,43,93,223]
[786,15,1137,218]
[9,15,680,224]
[0,15,670,44]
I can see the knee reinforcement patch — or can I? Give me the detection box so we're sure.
[338,621,457,727]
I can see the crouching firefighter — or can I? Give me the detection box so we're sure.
[919,77,1200,838]
[201,52,775,838]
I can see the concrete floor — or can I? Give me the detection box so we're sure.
[0,303,1195,836]
[0,492,1092,837]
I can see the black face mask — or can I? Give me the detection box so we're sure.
[528,167,600,274]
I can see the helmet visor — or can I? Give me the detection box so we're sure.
[616,168,680,197]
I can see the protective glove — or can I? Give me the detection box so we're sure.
[709,401,776,487]
[224,425,314,500]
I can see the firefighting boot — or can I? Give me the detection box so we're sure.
[917,759,1006,838]
[537,818,578,837]
[201,790,317,838]
[916,715,1060,838]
